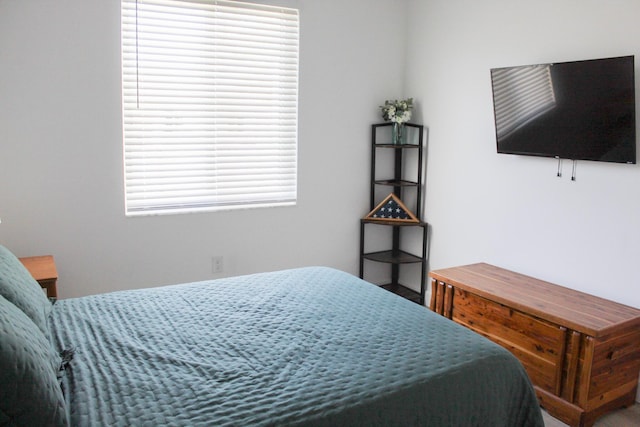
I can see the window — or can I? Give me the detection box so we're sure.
[121,0,299,216]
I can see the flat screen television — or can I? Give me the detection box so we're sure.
[490,55,636,164]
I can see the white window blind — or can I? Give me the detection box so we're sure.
[121,0,299,216]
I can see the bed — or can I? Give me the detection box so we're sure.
[0,244,544,426]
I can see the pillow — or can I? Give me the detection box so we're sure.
[0,244,52,335]
[0,294,68,426]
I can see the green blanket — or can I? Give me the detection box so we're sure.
[49,267,544,426]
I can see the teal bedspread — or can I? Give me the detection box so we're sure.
[49,267,544,426]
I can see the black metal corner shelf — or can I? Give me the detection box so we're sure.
[359,122,428,305]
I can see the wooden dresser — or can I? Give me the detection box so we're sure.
[429,263,640,427]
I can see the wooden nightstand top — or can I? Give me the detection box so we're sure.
[19,255,58,299]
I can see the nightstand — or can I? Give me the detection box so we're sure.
[19,255,58,299]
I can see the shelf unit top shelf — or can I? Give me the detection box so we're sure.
[372,122,423,148]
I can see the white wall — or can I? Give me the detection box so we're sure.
[0,0,407,297]
[3,0,639,310]
[406,0,640,309]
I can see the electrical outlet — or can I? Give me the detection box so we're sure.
[212,256,224,274]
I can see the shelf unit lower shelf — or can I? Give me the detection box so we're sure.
[380,283,422,304]
[362,249,423,264]
[359,219,429,305]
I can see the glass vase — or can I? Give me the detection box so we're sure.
[392,122,406,145]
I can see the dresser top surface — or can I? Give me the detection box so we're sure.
[429,263,640,337]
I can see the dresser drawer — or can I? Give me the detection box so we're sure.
[451,288,566,394]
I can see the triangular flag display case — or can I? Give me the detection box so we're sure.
[364,193,419,223]
[359,122,429,305]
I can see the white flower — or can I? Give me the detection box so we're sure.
[379,98,414,124]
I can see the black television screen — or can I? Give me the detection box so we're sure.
[490,55,636,164]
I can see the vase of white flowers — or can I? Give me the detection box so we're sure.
[392,122,405,145]
[380,98,413,144]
